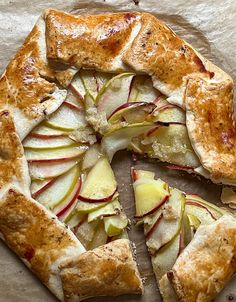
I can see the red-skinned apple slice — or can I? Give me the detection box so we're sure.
[96,73,134,117]
[131,167,155,182]
[101,122,156,161]
[25,145,87,163]
[69,74,86,101]
[29,158,79,180]
[144,188,185,254]
[82,144,102,171]
[128,75,160,103]
[31,178,57,198]
[45,103,86,131]
[153,105,186,124]
[30,124,67,138]
[108,102,156,124]
[87,198,121,222]
[166,164,194,173]
[56,176,82,221]
[23,136,75,150]
[77,157,117,212]
[133,176,170,218]
[35,165,80,210]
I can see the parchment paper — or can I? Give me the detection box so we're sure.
[0,1,236,301]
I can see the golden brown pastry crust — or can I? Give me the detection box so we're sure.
[167,215,236,302]
[60,239,144,301]
[44,9,141,72]
[0,187,86,300]
[0,110,30,193]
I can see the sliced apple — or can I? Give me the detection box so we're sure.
[45,103,86,131]
[25,145,87,163]
[89,221,108,249]
[145,188,185,254]
[104,212,128,236]
[154,105,186,124]
[64,89,84,109]
[31,178,56,198]
[69,74,86,101]
[23,136,74,150]
[108,102,156,125]
[66,212,86,230]
[87,198,121,222]
[56,176,82,221]
[151,233,180,280]
[82,144,102,171]
[78,157,117,200]
[30,124,67,138]
[35,165,80,210]
[185,195,224,224]
[96,73,134,117]
[29,158,79,180]
[183,213,201,245]
[75,219,100,250]
[101,122,156,161]
[131,168,155,182]
[142,123,200,168]
[128,75,160,103]
[133,178,170,218]
[80,70,99,99]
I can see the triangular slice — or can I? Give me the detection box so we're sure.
[131,168,231,301]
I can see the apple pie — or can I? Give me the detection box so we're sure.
[131,168,236,301]
[0,7,235,302]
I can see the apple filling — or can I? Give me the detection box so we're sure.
[131,168,227,285]
[23,70,201,250]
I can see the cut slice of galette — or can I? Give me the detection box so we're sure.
[131,168,236,301]
[0,7,235,302]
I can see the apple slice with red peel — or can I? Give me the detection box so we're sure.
[101,122,156,161]
[35,165,80,209]
[133,177,170,218]
[154,105,186,124]
[65,212,86,230]
[96,73,135,117]
[29,158,79,180]
[23,136,74,150]
[104,212,128,236]
[82,144,102,171]
[30,124,67,138]
[87,198,121,222]
[64,89,83,109]
[145,188,185,254]
[45,103,86,131]
[69,74,86,101]
[31,179,56,198]
[77,157,117,212]
[25,145,87,163]
[128,75,160,103]
[131,168,155,182]
[56,176,82,221]
[142,123,200,168]
[185,194,224,224]
[108,102,156,124]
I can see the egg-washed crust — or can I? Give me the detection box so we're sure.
[167,215,236,302]
[0,110,30,193]
[0,7,235,302]
[60,239,144,301]
[0,187,86,301]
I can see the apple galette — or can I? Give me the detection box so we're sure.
[131,168,236,301]
[0,7,235,302]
